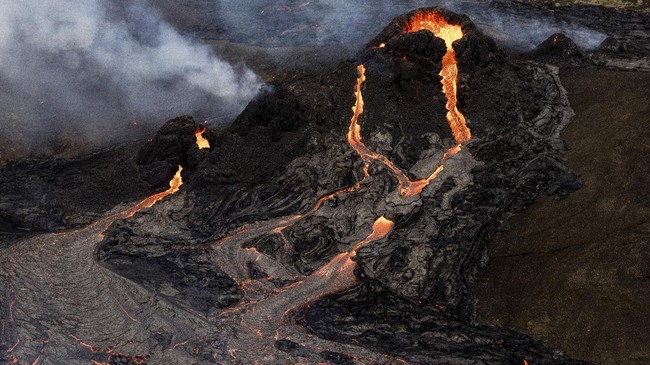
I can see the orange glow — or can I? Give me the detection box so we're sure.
[118,165,183,219]
[314,216,394,279]
[347,65,410,190]
[352,216,394,252]
[169,339,190,351]
[523,361,529,365]
[69,334,149,364]
[344,10,472,198]
[196,11,475,360]
[195,128,211,149]
[404,11,471,144]
[167,165,183,194]
[7,338,19,353]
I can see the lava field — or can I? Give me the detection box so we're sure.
[1,2,649,365]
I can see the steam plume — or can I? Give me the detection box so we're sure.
[0,0,260,158]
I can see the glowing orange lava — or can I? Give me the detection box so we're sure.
[353,216,394,251]
[202,11,474,362]
[145,164,183,204]
[346,11,472,198]
[120,165,183,219]
[69,334,149,364]
[347,65,414,193]
[404,12,471,144]
[195,128,211,149]
[348,65,464,198]
[167,165,183,193]
[313,216,394,280]
[267,216,395,332]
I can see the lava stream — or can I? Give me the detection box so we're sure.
[214,13,473,359]
[238,217,395,349]
[2,11,479,365]
[346,12,472,198]
[405,12,471,144]
[117,165,183,219]
[348,66,463,198]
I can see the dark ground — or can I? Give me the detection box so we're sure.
[476,68,650,365]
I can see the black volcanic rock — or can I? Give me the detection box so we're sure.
[137,115,217,178]
[598,36,625,53]
[306,284,587,365]
[96,7,583,364]
[136,115,198,166]
[526,33,586,66]
[0,143,169,243]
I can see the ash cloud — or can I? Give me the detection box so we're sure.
[214,0,607,50]
[0,0,260,158]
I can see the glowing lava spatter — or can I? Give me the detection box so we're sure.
[195,128,211,149]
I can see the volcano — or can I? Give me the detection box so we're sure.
[1,4,648,365]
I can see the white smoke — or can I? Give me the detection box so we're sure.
[0,0,261,157]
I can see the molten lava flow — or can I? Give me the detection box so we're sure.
[347,65,465,198]
[352,216,394,252]
[345,10,472,198]
[195,128,211,149]
[167,165,183,193]
[347,65,415,191]
[313,216,394,278]
[241,217,395,338]
[404,12,471,144]
[120,165,183,219]
[143,164,183,206]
